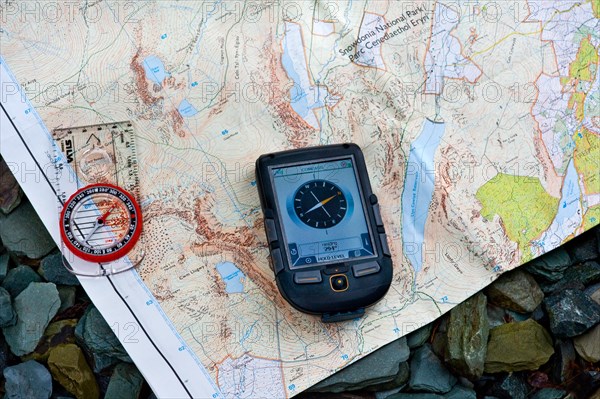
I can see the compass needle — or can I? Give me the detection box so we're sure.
[60,184,143,263]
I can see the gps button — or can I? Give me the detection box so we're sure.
[330,275,349,292]
[380,234,391,257]
[352,262,381,278]
[264,218,277,243]
[294,270,322,284]
[271,248,285,275]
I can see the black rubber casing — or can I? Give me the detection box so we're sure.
[255,143,393,318]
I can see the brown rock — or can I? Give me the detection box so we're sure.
[485,319,554,373]
[47,343,99,399]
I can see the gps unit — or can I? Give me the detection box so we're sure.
[255,143,393,322]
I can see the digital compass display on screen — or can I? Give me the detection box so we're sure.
[293,180,347,229]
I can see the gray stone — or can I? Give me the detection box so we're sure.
[486,270,544,313]
[551,339,576,384]
[75,306,131,372]
[526,247,571,282]
[489,373,529,399]
[39,252,80,286]
[376,387,403,399]
[364,362,409,392]
[2,282,60,356]
[446,385,477,399]
[407,324,432,349]
[387,388,479,399]
[3,360,52,399]
[487,304,507,328]
[585,283,600,301]
[0,200,55,259]
[531,388,568,399]
[544,289,600,337]
[104,363,145,399]
[311,338,410,392]
[1,264,42,297]
[544,261,600,294]
[0,334,9,374]
[567,232,599,263]
[431,316,448,359]
[0,286,16,327]
[446,292,489,379]
[574,323,600,362]
[0,252,9,281]
[563,261,600,286]
[0,157,23,214]
[409,344,456,394]
[57,285,77,313]
[485,319,554,373]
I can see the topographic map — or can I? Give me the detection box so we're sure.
[1,0,599,397]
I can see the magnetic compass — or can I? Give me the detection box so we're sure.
[293,179,347,229]
[60,184,143,263]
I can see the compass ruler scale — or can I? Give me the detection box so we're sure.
[52,121,145,275]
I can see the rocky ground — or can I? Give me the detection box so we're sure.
[1,156,600,399]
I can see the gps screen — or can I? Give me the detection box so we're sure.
[271,157,375,268]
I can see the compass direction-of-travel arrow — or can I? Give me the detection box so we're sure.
[86,133,101,145]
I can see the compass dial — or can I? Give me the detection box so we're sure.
[293,180,347,229]
[60,184,142,263]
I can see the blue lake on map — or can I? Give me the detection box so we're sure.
[142,55,168,84]
[538,159,581,252]
[402,119,446,273]
[281,23,331,129]
[178,99,198,117]
[215,262,245,293]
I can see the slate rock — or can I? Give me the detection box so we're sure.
[551,339,576,384]
[3,359,52,399]
[585,283,600,302]
[446,292,489,379]
[0,286,16,327]
[2,282,60,356]
[567,232,599,263]
[0,200,55,259]
[575,370,600,398]
[0,252,9,281]
[311,338,410,392]
[543,261,600,294]
[1,264,42,297]
[23,319,77,362]
[531,388,567,399]
[104,363,144,399]
[526,247,571,282]
[364,362,409,392]
[488,373,529,399]
[0,157,23,214]
[484,319,554,373]
[407,324,432,349]
[57,285,77,312]
[386,387,475,399]
[75,305,131,372]
[430,316,448,359]
[445,385,477,399]
[48,343,99,399]
[486,270,544,313]
[544,289,600,337]
[574,323,600,362]
[39,252,80,286]
[563,261,600,286]
[409,344,456,393]
[0,333,10,374]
